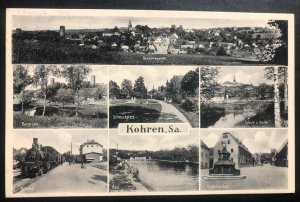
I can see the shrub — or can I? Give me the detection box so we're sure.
[179,99,195,112]
[216,47,227,56]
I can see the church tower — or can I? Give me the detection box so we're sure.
[233,75,236,83]
[128,19,133,31]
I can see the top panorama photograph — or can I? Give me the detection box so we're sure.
[11,13,288,65]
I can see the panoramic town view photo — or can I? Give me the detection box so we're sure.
[200,129,288,190]
[11,12,287,65]
[109,66,199,128]
[109,130,199,192]
[13,65,108,128]
[12,130,108,194]
[200,66,288,128]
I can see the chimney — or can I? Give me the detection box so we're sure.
[90,75,96,87]
[59,26,65,37]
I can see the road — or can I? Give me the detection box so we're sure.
[17,162,107,194]
[155,100,191,126]
[201,164,288,190]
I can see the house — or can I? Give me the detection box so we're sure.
[201,140,210,169]
[213,132,254,168]
[253,153,262,166]
[121,45,129,52]
[180,44,194,50]
[79,87,104,103]
[274,140,288,167]
[79,139,104,163]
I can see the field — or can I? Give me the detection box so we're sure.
[109,99,162,128]
[13,40,261,65]
[13,102,108,128]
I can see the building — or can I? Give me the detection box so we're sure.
[213,132,254,168]
[128,19,133,31]
[59,26,66,37]
[274,140,288,167]
[201,140,210,169]
[208,148,214,168]
[79,139,104,163]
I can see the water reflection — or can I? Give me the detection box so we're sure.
[210,108,256,128]
[128,159,199,191]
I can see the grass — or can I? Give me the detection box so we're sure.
[109,99,162,128]
[13,103,108,128]
[13,40,262,65]
[14,112,107,128]
[171,103,199,128]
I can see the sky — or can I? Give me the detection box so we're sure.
[217,66,272,85]
[201,129,287,153]
[109,129,199,151]
[13,130,108,155]
[109,66,197,89]
[12,15,270,31]
[21,65,108,90]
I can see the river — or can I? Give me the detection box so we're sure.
[127,159,199,191]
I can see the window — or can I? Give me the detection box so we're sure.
[231,149,234,153]
[228,140,230,144]
[223,133,228,138]
[201,152,203,157]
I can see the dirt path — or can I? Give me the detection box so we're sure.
[155,100,191,126]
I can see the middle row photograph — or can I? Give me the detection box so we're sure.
[12,65,288,129]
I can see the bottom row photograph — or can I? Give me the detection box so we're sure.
[12,129,288,195]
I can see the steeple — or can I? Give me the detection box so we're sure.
[128,19,133,31]
[233,75,236,83]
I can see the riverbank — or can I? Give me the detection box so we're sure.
[109,162,149,192]
[153,159,199,165]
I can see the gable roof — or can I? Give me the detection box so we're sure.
[226,132,251,154]
[201,140,209,150]
[80,139,103,147]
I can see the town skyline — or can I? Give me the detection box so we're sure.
[217,66,273,85]
[12,15,271,31]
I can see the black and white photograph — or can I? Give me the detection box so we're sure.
[13,64,108,128]
[200,66,288,128]
[12,130,108,195]
[109,130,199,192]
[10,10,288,65]
[200,129,288,190]
[109,66,199,128]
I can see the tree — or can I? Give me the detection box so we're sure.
[216,47,227,56]
[181,68,199,97]
[109,80,121,99]
[200,67,220,104]
[53,88,75,108]
[121,79,133,99]
[59,65,91,116]
[13,65,33,113]
[261,20,288,65]
[265,66,288,127]
[133,76,147,102]
[33,65,58,116]
[170,25,176,34]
